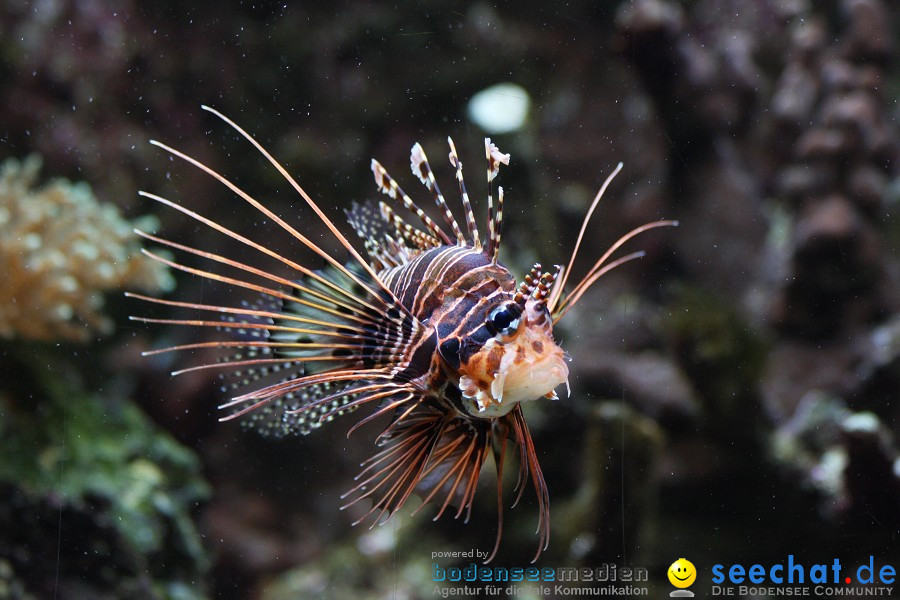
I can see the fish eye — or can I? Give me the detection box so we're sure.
[486,303,522,339]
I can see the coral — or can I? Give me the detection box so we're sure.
[0,156,172,341]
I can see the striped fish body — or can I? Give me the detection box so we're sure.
[131,107,676,562]
[380,245,566,418]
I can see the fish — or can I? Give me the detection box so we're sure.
[128,105,677,563]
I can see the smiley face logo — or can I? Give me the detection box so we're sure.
[668,558,696,588]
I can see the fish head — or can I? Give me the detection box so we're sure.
[438,295,569,418]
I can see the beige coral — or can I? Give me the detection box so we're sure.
[0,155,172,341]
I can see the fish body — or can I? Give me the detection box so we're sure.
[376,244,566,415]
[130,106,675,562]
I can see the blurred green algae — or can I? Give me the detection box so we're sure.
[0,350,211,599]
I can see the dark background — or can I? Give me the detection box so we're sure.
[1,1,899,598]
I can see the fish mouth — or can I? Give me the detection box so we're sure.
[497,346,569,406]
[458,339,569,418]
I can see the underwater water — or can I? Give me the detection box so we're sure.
[2,1,900,598]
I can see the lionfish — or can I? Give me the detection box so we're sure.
[129,106,675,563]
